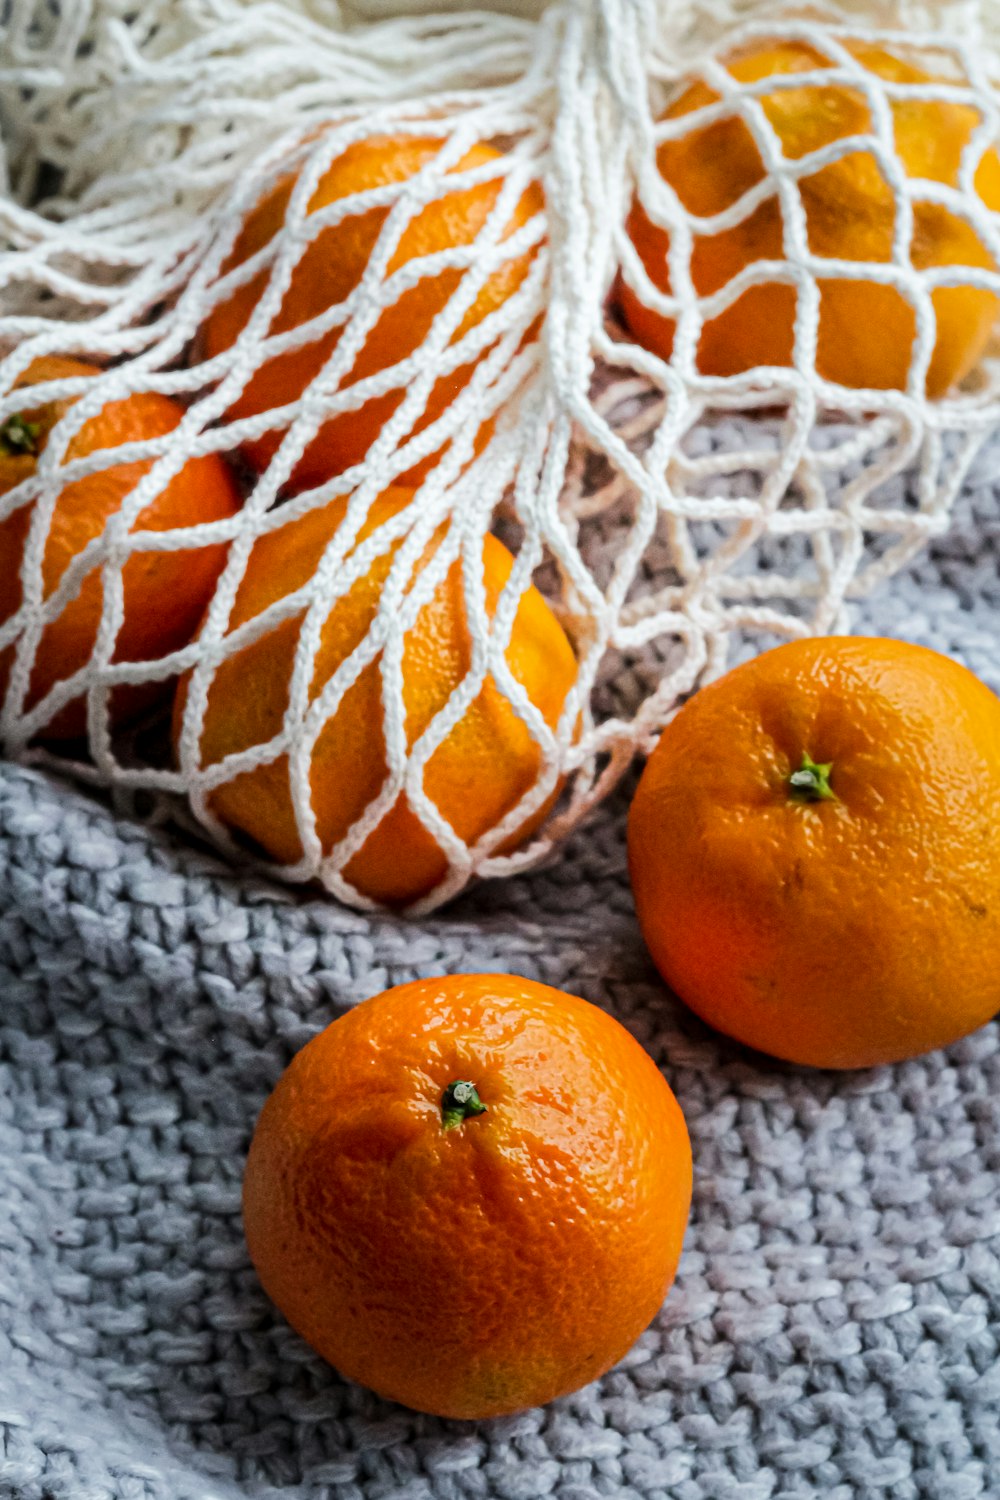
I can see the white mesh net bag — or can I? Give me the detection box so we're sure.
[1,0,999,911]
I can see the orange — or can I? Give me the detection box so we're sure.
[619,40,1000,394]
[173,486,576,906]
[242,972,692,1418]
[203,133,544,490]
[0,356,240,740]
[627,636,1000,1069]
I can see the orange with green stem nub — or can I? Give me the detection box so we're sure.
[242,973,692,1419]
[628,635,1000,1069]
[0,356,241,740]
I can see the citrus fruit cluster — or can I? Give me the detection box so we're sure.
[2,40,999,904]
[243,633,1000,1423]
[0,133,559,906]
[4,37,1000,1430]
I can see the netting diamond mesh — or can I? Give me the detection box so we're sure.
[1,0,999,911]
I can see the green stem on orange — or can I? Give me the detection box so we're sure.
[0,414,41,457]
[441,1080,487,1131]
[788,751,836,803]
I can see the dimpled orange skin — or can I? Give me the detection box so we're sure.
[619,40,1000,395]
[202,135,544,490]
[173,487,576,906]
[627,636,1000,1070]
[0,356,240,739]
[242,973,693,1419]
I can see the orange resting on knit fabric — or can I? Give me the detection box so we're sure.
[242,972,693,1418]
[628,635,1000,1068]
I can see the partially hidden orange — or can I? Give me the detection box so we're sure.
[619,39,1000,394]
[243,973,693,1418]
[628,635,1000,1069]
[0,356,240,740]
[173,487,576,906]
[203,134,544,490]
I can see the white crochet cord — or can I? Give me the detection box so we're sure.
[1,0,999,912]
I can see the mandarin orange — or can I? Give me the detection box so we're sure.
[203,134,543,489]
[0,356,240,740]
[242,973,692,1418]
[628,636,1000,1069]
[619,40,1000,394]
[173,487,576,906]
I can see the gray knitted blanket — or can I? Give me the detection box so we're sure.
[2,441,1000,1500]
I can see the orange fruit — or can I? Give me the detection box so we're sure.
[174,486,576,906]
[627,635,1000,1069]
[0,356,240,740]
[619,39,1000,394]
[203,133,544,490]
[242,972,692,1418]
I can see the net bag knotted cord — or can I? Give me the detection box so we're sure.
[1,0,999,912]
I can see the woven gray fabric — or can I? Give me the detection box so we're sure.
[2,439,1000,1500]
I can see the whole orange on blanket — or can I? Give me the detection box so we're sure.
[0,356,239,739]
[628,636,1000,1069]
[619,39,1000,394]
[242,973,693,1418]
[203,133,544,489]
[174,486,576,906]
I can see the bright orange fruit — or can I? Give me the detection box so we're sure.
[203,133,544,489]
[628,636,1000,1069]
[173,487,576,906]
[0,356,240,740]
[242,973,692,1418]
[619,39,1000,394]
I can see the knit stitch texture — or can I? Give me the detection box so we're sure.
[2,441,1000,1500]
